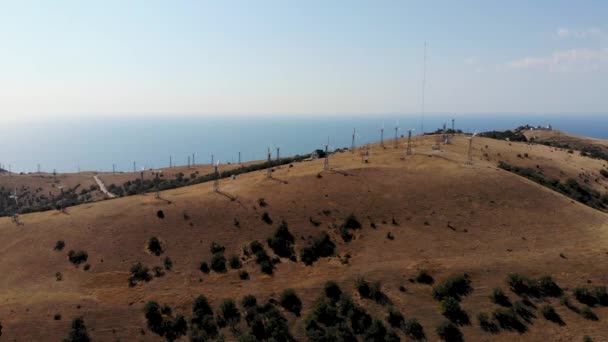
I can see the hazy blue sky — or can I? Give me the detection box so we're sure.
[1,0,607,120]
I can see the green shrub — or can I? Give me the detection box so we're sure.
[355,277,386,304]
[506,273,539,297]
[239,270,249,280]
[152,266,164,277]
[324,281,342,302]
[219,299,241,326]
[300,232,336,265]
[538,275,562,297]
[432,274,472,301]
[439,297,469,325]
[309,216,321,227]
[148,237,163,256]
[257,198,268,207]
[54,240,65,251]
[210,253,227,273]
[340,213,362,242]
[250,240,274,275]
[67,250,88,266]
[493,308,526,332]
[477,312,498,333]
[261,212,273,225]
[229,255,242,269]
[436,321,463,342]
[490,288,511,307]
[129,262,152,285]
[387,307,404,328]
[199,261,210,274]
[62,317,90,342]
[581,306,598,321]
[210,242,225,254]
[415,269,434,284]
[541,304,563,325]
[241,295,257,309]
[267,221,295,259]
[573,286,598,306]
[404,318,425,340]
[191,295,217,338]
[280,289,302,316]
[163,257,173,271]
[600,169,608,178]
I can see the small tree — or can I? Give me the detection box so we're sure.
[229,255,242,269]
[148,237,163,256]
[62,317,90,342]
[54,240,66,251]
[210,253,227,273]
[436,321,462,342]
[279,289,302,316]
[199,261,210,274]
[67,250,88,266]
[219,299,241,326]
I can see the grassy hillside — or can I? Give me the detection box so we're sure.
[0,134,607,341]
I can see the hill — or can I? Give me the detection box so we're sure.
[0,133,607,341]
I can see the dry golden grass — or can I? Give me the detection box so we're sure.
[0,134,607,341]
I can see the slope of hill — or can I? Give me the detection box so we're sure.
[0,134,607,341]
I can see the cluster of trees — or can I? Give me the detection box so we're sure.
[498,161,608,211]
[304,281,409,341]
[480,130,527,141]
[0,183,95,217]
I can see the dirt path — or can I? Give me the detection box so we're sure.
[93,175,116,198]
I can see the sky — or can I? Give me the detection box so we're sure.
[0,0,607,120]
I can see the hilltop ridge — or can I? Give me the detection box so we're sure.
[0,132,607,341]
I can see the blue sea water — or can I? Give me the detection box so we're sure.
[1,114,607,173]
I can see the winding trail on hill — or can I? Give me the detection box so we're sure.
[93,175,116,198]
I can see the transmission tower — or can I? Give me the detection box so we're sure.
[467,132,478,164]
[213,161,220,192]
[351,128,356,153]
[380,125,384,148]
[323,144,330,170]
[266,148,272,178]
[406,129,415,155]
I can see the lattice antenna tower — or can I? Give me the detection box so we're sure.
[467,131,478,164]
[266,147,272,178]
[213,161,220,192]
[406,129,415,155]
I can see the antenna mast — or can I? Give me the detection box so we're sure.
[266,148,272,178]
[324,140,330,171]
[213,162,220,192]
[420,41,427,135]
[406,129,415,155]
[394,123,399,148]
[380,123,384,148]
[351,128,356,153]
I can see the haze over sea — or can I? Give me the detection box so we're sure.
[2,113,607,173]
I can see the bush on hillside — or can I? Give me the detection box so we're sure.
[340,214,362,242]
[210,242,225,254]
[147,237,163,256]
[267,221,295,260]
[54,240,65,251]
[229,254,242,269]
[300,232,336,265]
[63,317,90,342]
[129,262,152,286]
[261,212,273,225]
[477,312,498,333]
[67,250,88,266]
[280,289,302,316]
[432,274,472,301]
[490,288,511,307]
[210,253,227,273]
[436,321,463,342]
[415,269,434,284]
[219,299,241,326]
[199,261,210,274]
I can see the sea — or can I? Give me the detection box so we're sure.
[1,113,607,173]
